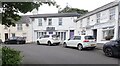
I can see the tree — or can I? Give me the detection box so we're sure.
[2,1,59,27]
[59,6,88,15]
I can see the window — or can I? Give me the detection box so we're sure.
[4,26,8,29]
[37,32,46,39]
[103,29,114,40]
[87,17,90,25]
[85,36,95,39]
[59,18,62,26]
[17,24,23,30]
[48,19,52,26]
[80,19,83,27]
[38,18,42,26]
[64,32,66,40]
[109,7,115,20]
[96,13,101,23]
[56,32,66,40]
[49,32,53,34]
[11,33,15,37]
[44,35,49,38]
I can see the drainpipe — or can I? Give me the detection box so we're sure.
[116,1,120,39]
[118,1,120,38]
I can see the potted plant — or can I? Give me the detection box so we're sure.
[105,36,113,40]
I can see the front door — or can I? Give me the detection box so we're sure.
[5,33,8,40]
[93,29,97,39]
[70,30,74,39]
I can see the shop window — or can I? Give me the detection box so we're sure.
[103,29,114,40]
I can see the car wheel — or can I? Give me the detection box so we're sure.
[63,42,67,48]
[37,41,40,45]
[104,47,114,57]
[77,44,83,51]
[48,41,51,46]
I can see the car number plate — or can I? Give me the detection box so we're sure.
[91,44,95,46]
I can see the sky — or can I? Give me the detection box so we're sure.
[20,0,116,15]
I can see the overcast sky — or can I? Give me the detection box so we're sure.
[20,0,116,15]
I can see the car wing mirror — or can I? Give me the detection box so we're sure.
[39,37,41,39]
[68,38,70,40]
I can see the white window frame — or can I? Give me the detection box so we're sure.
[38,18,42,26]
[17,24,23,31]
[48,19,52,26]
[59,18,62,26]
[96,13,101,23]
[80,19,83,27]
[87,17,90,26]
[109,7,115,20]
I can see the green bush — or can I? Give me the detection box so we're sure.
[2,46,23,66]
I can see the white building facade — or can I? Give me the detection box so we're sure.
[30,13,80,42]
[0,15,32,43]
[75,1,120,43]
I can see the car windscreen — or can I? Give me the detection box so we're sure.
[74,36,81,40]
[9,37,17,40]
[52,35,59,37]
[52,35,59,39]
[85,36,95,40]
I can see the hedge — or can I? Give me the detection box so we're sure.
[2,46,23,66]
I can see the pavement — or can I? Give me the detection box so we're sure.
[96,43,104,50]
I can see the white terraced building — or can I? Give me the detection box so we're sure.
[0,15,32,43]
[30,13,80,42]
[75,0,120,43]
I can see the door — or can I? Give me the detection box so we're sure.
[70,30,74,39]
[93,29,97,39]
[5,33,8,40]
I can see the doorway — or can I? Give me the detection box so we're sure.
[93,29,97,39]
[5,33,8,40]
[70,30,74,39]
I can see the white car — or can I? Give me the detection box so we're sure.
[63,35,96,50]
[37,34,60,46]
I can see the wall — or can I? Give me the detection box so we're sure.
[75,5,119,43]
[31,17,77,42]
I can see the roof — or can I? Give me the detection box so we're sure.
[76,1,119,22]
[30,13,80,18]
[17,15,31,24]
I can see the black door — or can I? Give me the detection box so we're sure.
[93,29,97,39]
[5,33,8,40]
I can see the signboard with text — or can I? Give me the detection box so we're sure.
[46,27,55,31]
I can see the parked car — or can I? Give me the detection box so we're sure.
[4,37,26,44]
[37,34,60,46]
[103,38,120,57]
[63,35,96,50]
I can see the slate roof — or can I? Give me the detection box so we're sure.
[30,13,80,18]
[17,15,31,24]
[76,1,119,21]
